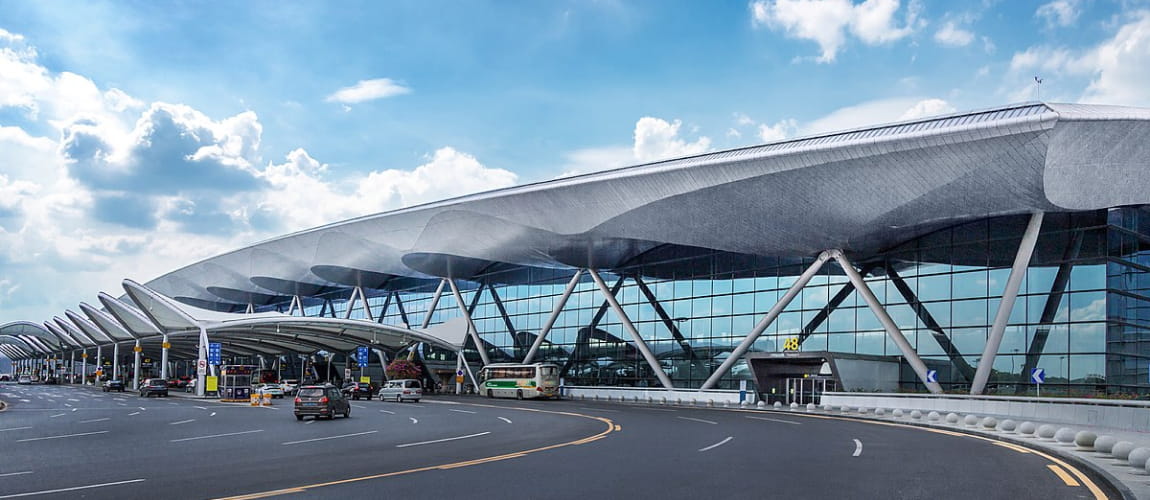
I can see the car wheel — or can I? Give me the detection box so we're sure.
[516,389,523,400]
[487,389,494,398]
[345,407,351,418]
[413,399,420,403]
[365,394,371,401]
[295,415,303,421]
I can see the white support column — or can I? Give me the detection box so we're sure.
[446,279,492,366]
[832,250,943,394]
[160,335,169,380]
[132,340,142,389]
[587,269,675,390]
[343,287,361,320]
[196,326,208,397]
[971,211,1045,395]
[421,280,447,329]
[245,303,255,314]
[360,287,374,322]
[523,270,583,364]
[288,295,303,316]
[95,345,102,380]
[702,251,835,390]
[112,343,120,380]
[68,351,75,383]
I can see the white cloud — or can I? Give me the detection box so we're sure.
[801,97,953,134]
[1037,0,1081,28]
[750,0,918,63]
[1009,11,1150,106]
[934,21,974,47]
[758,119,798,142]
[555,146,633,178]
[633,117,711,163]
[898,98,956,119]
[325,78,411,104]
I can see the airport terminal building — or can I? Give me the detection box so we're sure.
[5,102,1150,397]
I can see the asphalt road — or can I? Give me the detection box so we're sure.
[0,382,1111,499]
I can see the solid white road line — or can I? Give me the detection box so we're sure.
[677,416,718,425]
[128,412,140,416]
[169,419,195,425]
[746,416,802,425]
[48,413,66,418]
[409,417,418,424]
[16,431,109,443]
[0,478,145,499]
[698,436,734,452]
[449,409,476,414]
[498,417,513,424]
[169,430,264,443]
[80,418,110,423]
[396,431,491,448]
[282,430,377,446]
[0,427,32,432]
[0,471,33,478]
[853,439,863,457]
[379,410,395,415]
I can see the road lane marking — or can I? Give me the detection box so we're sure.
[449,409,476,414]
[396,431,490,448]
[698,436,733,452]
[0,472,33,478]
[409,417,418,424]
[992,441,1032,454]
[16,430,108,442]
[139,407,146,411]
[48,413,66,418]
[195,406,207,410]
[170,430,264,443]
[64,403,72,408]
[746,416,802,425]
[352,404,367,409]
[0,478,145,498]
[578,407,619,413]
[128,412,140,416]
[210,412,217,417]
[215,404,616,500]
[67,399,79,402]
[498,417,512,424]
[304,420,314,425]
[677,416,718,425]
[0,427,32,432]
[282,430,377,446]
[379,410,395,415]
[852,439,863,457]
[1047,464,1081,487]
[80,418,110,423]
[170,419,195,425]
[71,409,77,412]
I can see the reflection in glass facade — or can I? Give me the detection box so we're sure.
[293,207,1150,396]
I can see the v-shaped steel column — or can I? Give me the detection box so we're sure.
[587,269,674,389]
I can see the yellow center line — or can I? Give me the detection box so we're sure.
[1047,464,1082,487]
[215,403,617,500]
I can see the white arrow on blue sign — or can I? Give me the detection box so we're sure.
[1031,368,1045,384]
[925,370,937,383]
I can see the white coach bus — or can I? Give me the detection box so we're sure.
[479,363,560,399]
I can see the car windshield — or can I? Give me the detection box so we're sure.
[298,388,324,398]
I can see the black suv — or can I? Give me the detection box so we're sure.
[294,384,351,420]
[341,381,373,401]
[139,378,169,397]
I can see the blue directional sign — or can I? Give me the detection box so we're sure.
[925,370,937,384]
[356,346,369,367]
[208,343,222,365]
[1031,367,1045,384]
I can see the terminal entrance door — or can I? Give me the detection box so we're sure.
[785,376,837,405]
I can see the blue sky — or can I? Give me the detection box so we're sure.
[1,0,1149,327]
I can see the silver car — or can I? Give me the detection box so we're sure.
[378,379,422,402]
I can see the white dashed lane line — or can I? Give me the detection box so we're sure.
[128,412,140,416]
[852,439,863,457]
[0,427,32,432]
[170,419,195,426]
[80,418,110,424]
[48,413,66,418]
[449,409,476,414]
[352,405,367,409]
[746,416,802,425]
[169,430,264,443]
[15,430,109,443]
[677,416,718,425]
[396,431,490,448]
[0,471,33,478]
[282,431,377,446]
[698,436,733,452]
[498,417,513,424]
[409,417,418,424]
[0,478,145,498]
[210,412,216,417]
[379,410,395,415]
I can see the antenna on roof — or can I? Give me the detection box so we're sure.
[1033,76,1044,101]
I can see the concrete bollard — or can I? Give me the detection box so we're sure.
[757,401,766,409]
[1127,448,1150,469]
[858,407,870,414]
[708,399,715,407]
[773,401,782,409]
[1074,431,1097,450]
[927,411,941,422]
[807,403,817,412]
[822,404,833,412]
[789,402,798,410]
[1095,435,1118,454]
[964,415,980,427]
[999,419,1017,433]
[1054,427,1076,445]
[1037,424,1057,440]
[740,401,748,407]
[981,417,998,430]
[874,408,886,416]
[841,405,852,413]
[910,410,923,420]
[1018,421,1037,436]
[1113,441,1137,461]
[892,409,904,418]
[946,413,960,424]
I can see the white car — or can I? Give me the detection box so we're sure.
[378,379,422,403]
[255,384,284,398]
[17,375,32,385]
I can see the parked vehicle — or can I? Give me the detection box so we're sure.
[17,375,32,385]
[280,379,299,396]
[255,384,285,398]
[378,379,422,403]
[341,381,373,401]
[293,384,350,420]
[185,378,197,393]
[102,379,125,392]
[139,378,169,397]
